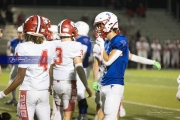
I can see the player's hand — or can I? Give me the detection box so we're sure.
[0,91,6,99]
[96,37,104,50]
[153,60,161,70]
[93,81,99,91]
[177,75,180,84]
[86,87,92,98]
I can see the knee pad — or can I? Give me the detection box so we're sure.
[78,98,88,114]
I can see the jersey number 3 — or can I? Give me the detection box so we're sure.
[54,47,63,65]
[39,50,48,71]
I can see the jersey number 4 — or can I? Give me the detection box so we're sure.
[54,47,63,65]
[39,50,48,71]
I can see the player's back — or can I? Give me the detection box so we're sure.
[15,41,55,90]
[53,41,82,81]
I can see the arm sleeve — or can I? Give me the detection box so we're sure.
[130,54,154,65]
[103,50,122,66]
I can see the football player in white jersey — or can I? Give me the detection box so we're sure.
[0,15,56,120]
[176,74,180,101]
[51,19,92,120]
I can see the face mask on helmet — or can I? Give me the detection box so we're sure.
[93,11,119,39]
[75,21,89,36]
[23,15,46,37]
[58,19,78,40]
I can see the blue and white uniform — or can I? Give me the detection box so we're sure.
[76,35,92,115]
[99,34,129,120]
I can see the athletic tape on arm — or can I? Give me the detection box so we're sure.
[75,63,88,88]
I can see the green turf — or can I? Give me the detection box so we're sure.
[0,69,180,120]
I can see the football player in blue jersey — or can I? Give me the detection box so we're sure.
[75,21,92,120]
[5,25,24,106]
[93,12,161,120]
[93,11,131,120]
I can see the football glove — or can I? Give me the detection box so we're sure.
[0,91,6,99]
[93,82,99,91]
[153,60,161,70]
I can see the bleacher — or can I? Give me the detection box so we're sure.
[0,6,179,55]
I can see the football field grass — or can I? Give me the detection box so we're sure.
[0,69,180,120]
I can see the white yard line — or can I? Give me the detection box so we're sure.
[124,100,180,112]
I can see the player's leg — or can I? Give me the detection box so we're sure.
[17,90,36,120]
[101,85,124,120]
[51,94,62,120]
[118,96,126,118]
[63,80,77,120]
[77,69,89,120]
[5,64,18,106]
[94,91,104,120]
[35,90,50,120]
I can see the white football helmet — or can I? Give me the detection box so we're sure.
[93,11,119,38]
[17,25,23,32]
[75,21,89,36]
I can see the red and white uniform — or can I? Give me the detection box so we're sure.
[93,44,104,105]
[15,41,55,120]
[53,41,83,111]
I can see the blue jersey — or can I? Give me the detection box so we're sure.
[101,34,129,86]
[10,38,24,54]
[77,36,92,68]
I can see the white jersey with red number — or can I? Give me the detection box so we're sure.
[53,41,83,81]
[15,41,55,91]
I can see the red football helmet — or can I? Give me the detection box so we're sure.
[57,19,77,40]
[23,15,46,36]
[42,16,52,40]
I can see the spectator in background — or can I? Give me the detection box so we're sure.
[0,28,3,75]
[162,40,171,68]
[0,10,6,25]
[107,0,116,10]
[0,0,9,11]
[0,112,12,120]
[137,3,147,18]
[171,40,180,68]
[151,39,161,63]
[125,17,135,36]
[16,12,25,26]
[5,7,14,24]
[136,36,150,69]
[126,0,136,17]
